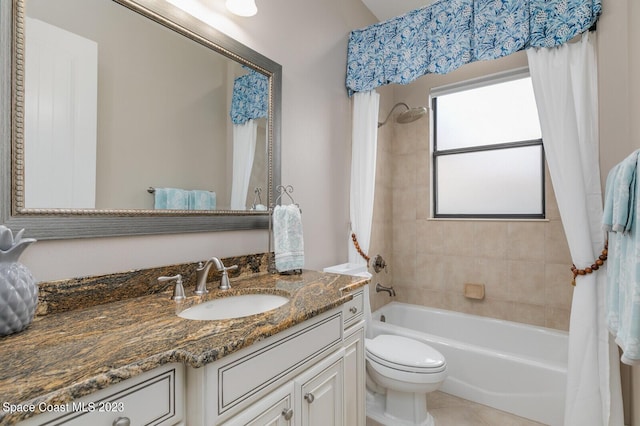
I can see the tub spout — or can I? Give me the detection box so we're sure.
[375,283,396,297]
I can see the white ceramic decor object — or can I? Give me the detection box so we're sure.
[0,226,37,336]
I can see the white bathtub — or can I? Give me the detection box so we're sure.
[370,302,568,426]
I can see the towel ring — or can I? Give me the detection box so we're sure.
[274,185,301,212]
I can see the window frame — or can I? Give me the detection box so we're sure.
[431,70,545,220]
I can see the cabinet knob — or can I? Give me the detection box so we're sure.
[281,407,294,421]
[304,393,315,403]
[112,417,131,426]
[349,306,358,314]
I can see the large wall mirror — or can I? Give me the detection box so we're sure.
[0,0,281,239]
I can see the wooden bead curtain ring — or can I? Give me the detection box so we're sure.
[351,233,370,265]
[570,243,608,286]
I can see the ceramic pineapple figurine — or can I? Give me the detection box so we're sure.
[0,226,37,336]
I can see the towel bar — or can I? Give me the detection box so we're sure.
[147,187,214,194]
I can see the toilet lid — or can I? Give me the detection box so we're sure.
[366,335,445,373]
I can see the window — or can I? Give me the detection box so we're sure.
[431,71,544,219]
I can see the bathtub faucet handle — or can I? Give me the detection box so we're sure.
[373,254,387,273]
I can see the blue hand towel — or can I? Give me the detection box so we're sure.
[190,190,216,210]
[605,149,640,365]
[602,164,619,232]
[154,188,168,209]
[154,188,189,209]
[612,152,638,233]
[273,205,304,272]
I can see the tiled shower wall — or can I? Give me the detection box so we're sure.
[367,85,574,331]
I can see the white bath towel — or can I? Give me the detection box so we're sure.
[273,205,304,272]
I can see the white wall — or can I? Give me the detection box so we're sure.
[21,0,378,281]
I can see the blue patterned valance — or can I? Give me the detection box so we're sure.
[346,0,601,94]
[230,70,269,125]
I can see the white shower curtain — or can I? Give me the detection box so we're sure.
[230,120,258,210]
[348,90,380,265]
[527,33,623,426]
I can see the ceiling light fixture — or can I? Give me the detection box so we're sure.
[225,0,258,17]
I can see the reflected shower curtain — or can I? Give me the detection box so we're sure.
[349,90,380,265]
[527,33,623,426]
[230,120,258,210]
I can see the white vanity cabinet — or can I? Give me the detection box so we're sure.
[187,289,366,426]
[18,363,185,426]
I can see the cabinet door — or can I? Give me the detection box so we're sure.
[344,322,365,426]
[220,383,294,426]
[296,351,344,426]
[245,398,292,426]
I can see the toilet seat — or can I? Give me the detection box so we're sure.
[366,335,446,374]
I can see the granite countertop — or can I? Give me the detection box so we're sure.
[0,270,368,425]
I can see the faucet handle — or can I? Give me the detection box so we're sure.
[212,257,237,273]
[218,264,238,290]
[158,274,186,301]
[373,254,387,273]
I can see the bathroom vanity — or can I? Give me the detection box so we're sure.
[0,270,367,426]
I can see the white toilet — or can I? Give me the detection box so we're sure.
[323,263,447,426]
[365,334,447,426]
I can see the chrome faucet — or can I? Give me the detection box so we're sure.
[375,283,396,297]
[195,257,239,293]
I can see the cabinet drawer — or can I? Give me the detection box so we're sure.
[217,312,342,413]
[342,290,363,329]
[19,364,184,426]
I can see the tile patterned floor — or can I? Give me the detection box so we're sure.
[366,391,547,426]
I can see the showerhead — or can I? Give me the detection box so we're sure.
[396,106,428,124]
[378,102,427,127]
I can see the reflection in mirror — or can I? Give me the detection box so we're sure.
[0,0,282,239]
[24,0,267,211]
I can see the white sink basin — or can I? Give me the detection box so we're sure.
[178,294,289,321]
